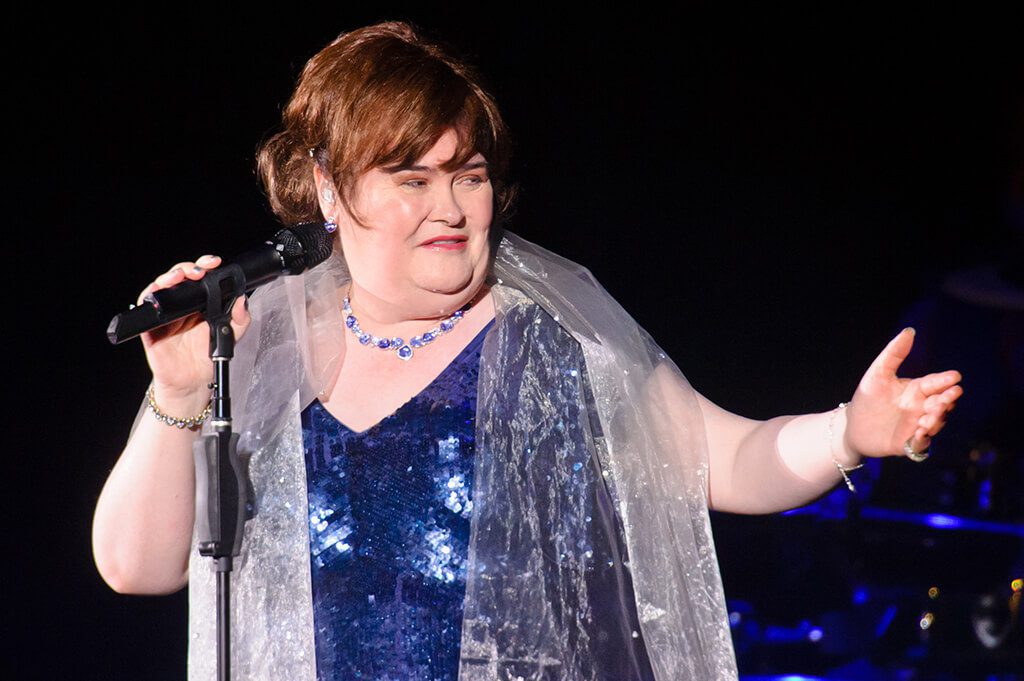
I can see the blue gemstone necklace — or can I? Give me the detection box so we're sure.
[342,294,471,361]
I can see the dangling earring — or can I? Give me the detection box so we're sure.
[321,186,337,233]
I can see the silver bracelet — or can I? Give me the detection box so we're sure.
[828,402,864,492]
[146,385,212,430]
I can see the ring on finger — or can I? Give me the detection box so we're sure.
[904,437,930,462]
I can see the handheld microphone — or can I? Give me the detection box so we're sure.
[107,222,333,344]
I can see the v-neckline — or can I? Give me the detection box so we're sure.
[318,318,495,436]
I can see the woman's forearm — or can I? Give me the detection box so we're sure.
[698,394,861,514]
[92,391,204,594]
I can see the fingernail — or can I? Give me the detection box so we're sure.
[903,327,916,336]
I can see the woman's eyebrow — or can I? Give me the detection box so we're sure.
[383,160,489,174]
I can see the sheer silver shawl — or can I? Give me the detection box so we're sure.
[185,230,737,680]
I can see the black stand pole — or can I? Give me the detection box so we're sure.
[192,265,249,681]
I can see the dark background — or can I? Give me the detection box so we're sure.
[8,6,1022,680]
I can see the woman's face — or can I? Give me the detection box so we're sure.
[321,129,494,317]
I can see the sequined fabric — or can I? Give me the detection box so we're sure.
[300,321,490,680]
[301,315,658,680]
[184,230,738,681]
[460,297,659,681]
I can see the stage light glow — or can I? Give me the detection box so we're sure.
[850,507,1024,537]
[737,671,831,675]
[978,478,992,511]
[925,513,962,529]
[919,612,934,629]
[875,604,898,638]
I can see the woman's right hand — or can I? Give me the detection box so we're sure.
[93,254,251,595]
[138,255,251,413]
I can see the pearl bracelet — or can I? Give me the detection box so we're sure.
[828,402,864,492]
[146,385,212,430]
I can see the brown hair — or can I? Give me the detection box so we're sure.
[257,22,513,226]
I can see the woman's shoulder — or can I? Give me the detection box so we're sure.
[492,230,635,349]
[492,285,573,337]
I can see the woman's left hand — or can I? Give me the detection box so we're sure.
[844,327,963,459]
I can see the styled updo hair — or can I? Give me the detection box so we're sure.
[257,22,514,226]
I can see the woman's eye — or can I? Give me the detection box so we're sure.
[459,174,487,187]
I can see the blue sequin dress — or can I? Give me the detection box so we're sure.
[301,320,491,681]
[302,316,656,681]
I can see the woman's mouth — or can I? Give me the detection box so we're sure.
[421,238,468,250]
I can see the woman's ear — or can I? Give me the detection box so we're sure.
[313,165,339,219]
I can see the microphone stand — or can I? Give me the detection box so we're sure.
[107,223,331,678]
[192,265,249,681]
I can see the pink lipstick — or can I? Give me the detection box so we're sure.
[420,236,468,250]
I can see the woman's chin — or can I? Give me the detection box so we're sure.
[415,272,477,298]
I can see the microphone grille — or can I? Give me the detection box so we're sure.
[273,222,334,272]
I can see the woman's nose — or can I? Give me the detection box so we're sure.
[429,185,465,226]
